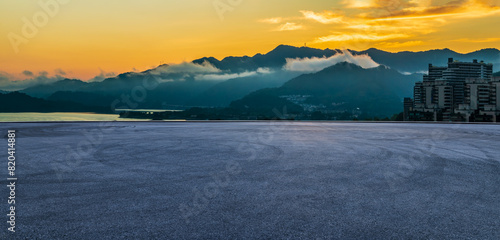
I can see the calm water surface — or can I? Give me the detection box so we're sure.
[0,112,152,122]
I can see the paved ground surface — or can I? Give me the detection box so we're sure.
[0,122,499,239]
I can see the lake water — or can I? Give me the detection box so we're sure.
[0,112,153,122]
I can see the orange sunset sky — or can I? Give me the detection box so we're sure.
[1,0,500,81]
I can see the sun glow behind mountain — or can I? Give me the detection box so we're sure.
[1,0,500,81]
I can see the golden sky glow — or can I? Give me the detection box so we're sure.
[1,0,500,81]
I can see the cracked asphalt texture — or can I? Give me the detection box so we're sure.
[0,122,499,239]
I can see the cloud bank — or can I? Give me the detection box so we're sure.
[259,0,500,48]
[0,68,121,91]
[194,68,272,81]
[283,50,380,72]
[148,61,273,82]
[149,61,221,75]
[89,69,117,82]
[0,61,273,91]
[0,71,66,91]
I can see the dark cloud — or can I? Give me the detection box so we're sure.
[22,70,34,77]
[0,71,65,91]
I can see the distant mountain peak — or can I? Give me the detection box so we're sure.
[365,48,388,53]
[468,48,500,54]
[326,61,365,70]
[266,44,300,55]
[192,57,220,65]
[222,55,252,61]
[156,63,169,68]
[58,78,84,83]
[117,72,140,79]
[437,48,454,52]
[274,44,295,49]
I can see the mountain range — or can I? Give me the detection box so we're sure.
[192,45,500,74]
[232,62,420,118]
[354,48,500,73]
[3,45,500,118]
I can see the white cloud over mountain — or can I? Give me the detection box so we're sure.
[283,49,380,72]
[149,61,221,75]
[0,71,65,91]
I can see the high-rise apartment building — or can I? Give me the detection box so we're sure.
[406,59,498,122]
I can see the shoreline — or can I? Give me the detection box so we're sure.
[2,120,499,125]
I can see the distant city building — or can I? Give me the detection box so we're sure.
[403,98,413,121]
[405,58,499,122]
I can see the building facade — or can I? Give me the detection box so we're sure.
[406,58,499,122]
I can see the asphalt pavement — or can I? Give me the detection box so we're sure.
[0,122,499,239]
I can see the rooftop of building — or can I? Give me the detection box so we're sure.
[428,58,494,68]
